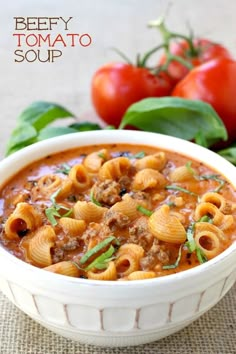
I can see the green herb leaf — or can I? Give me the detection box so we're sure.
[165,185,198,197]
[84,245,115,271]
[185,161,196,176]
[185,222,196,252]
[137,205,153,217]
[61,208,73,217]
[199,174,225,193]
[97,152,106,159]
[50,188,61,206]
[133,151,146,159]
[196,247,208,264]
[69,122,101,131]
[55,163,71,175]
[79,236,118,265]
[185,221,208,264]
[90,190,102,207]
[104,125,116,130]
[37,126,77,141]
[162,245,183,269]
[119,97,227,147]
[17,101,74,131]
[45,188,73,225]
[5,124,38,156]
[166,201,176,207]
[198,215,212,223]
[217,145,236,165]
[194,130,208,147]
[45,207,61,226]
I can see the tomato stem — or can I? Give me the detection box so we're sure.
[110,47,133,65]
[148,17,199,58]
[138,44,165,67]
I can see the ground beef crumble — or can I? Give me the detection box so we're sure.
[104,210,130,230]
[93,180,121,206]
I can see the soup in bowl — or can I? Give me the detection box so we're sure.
[0,130,235,347]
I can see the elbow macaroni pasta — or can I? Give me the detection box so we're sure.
[0,143,235,280]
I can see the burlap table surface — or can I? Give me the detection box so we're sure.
[0,285,235,354]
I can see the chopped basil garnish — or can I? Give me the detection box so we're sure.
[84,245,116,271]
[199,174,226,193]
[45,208,61,227]
[196,247,208,264]
[137,205,153,217]
[50,188,61,205]
[163,245,183,270]
[132,151,146,159]
[79,236,118,265]
[90,189,102,207]
[185,220,208,264]
[55,163,71,175]
[185,161,196,176]
[45,188,73,226]
[165,185,198,197]
[198,215,213,223]
[185,222,196,253]
[97,152,106,159]
[166,201,176,207]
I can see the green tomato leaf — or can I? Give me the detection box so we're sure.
[69,122,102,131]
[5,123,38,156]
[37,126,77,141]
[217,145,236,165]
[119,97,228,147]
[18,101,74,131]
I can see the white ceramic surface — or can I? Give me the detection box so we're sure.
[0,130,235,347]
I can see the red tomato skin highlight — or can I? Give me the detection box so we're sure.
[159,39,231,85]
[172,58,236,142]
[91,63,172,127]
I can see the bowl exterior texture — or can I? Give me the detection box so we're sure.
[0,131,235,347]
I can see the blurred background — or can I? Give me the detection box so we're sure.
[1,0,236,157]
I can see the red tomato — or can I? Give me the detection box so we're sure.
[159,39,231,85]
[91,63,172,127]
[172,58,236,143]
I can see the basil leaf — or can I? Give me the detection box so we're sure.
[90,190,102,207]
[37,126,77,141]
[69,122,101,131]
[79,236,117,265]
[198,215,212,223]
[199,174,225,193]
[162,245,183,270]
[5,124,37,156]
[55,163,71,175]
[218,145,236,165]
[50,188,61,206]
[18,101,74,131]
[185,222,196,252]
[137,205,153,217]
[165,185,198,197]
[119,97,227,147]
[133,151,146,159]
[45,207,61,226]
[84,245,115,271]
[196,247,208,264]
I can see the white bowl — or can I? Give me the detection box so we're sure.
[0,130,235,347]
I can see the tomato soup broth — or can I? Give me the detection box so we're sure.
[0,144,235,281]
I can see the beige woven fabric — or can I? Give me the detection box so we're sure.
[0,285,235,354]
